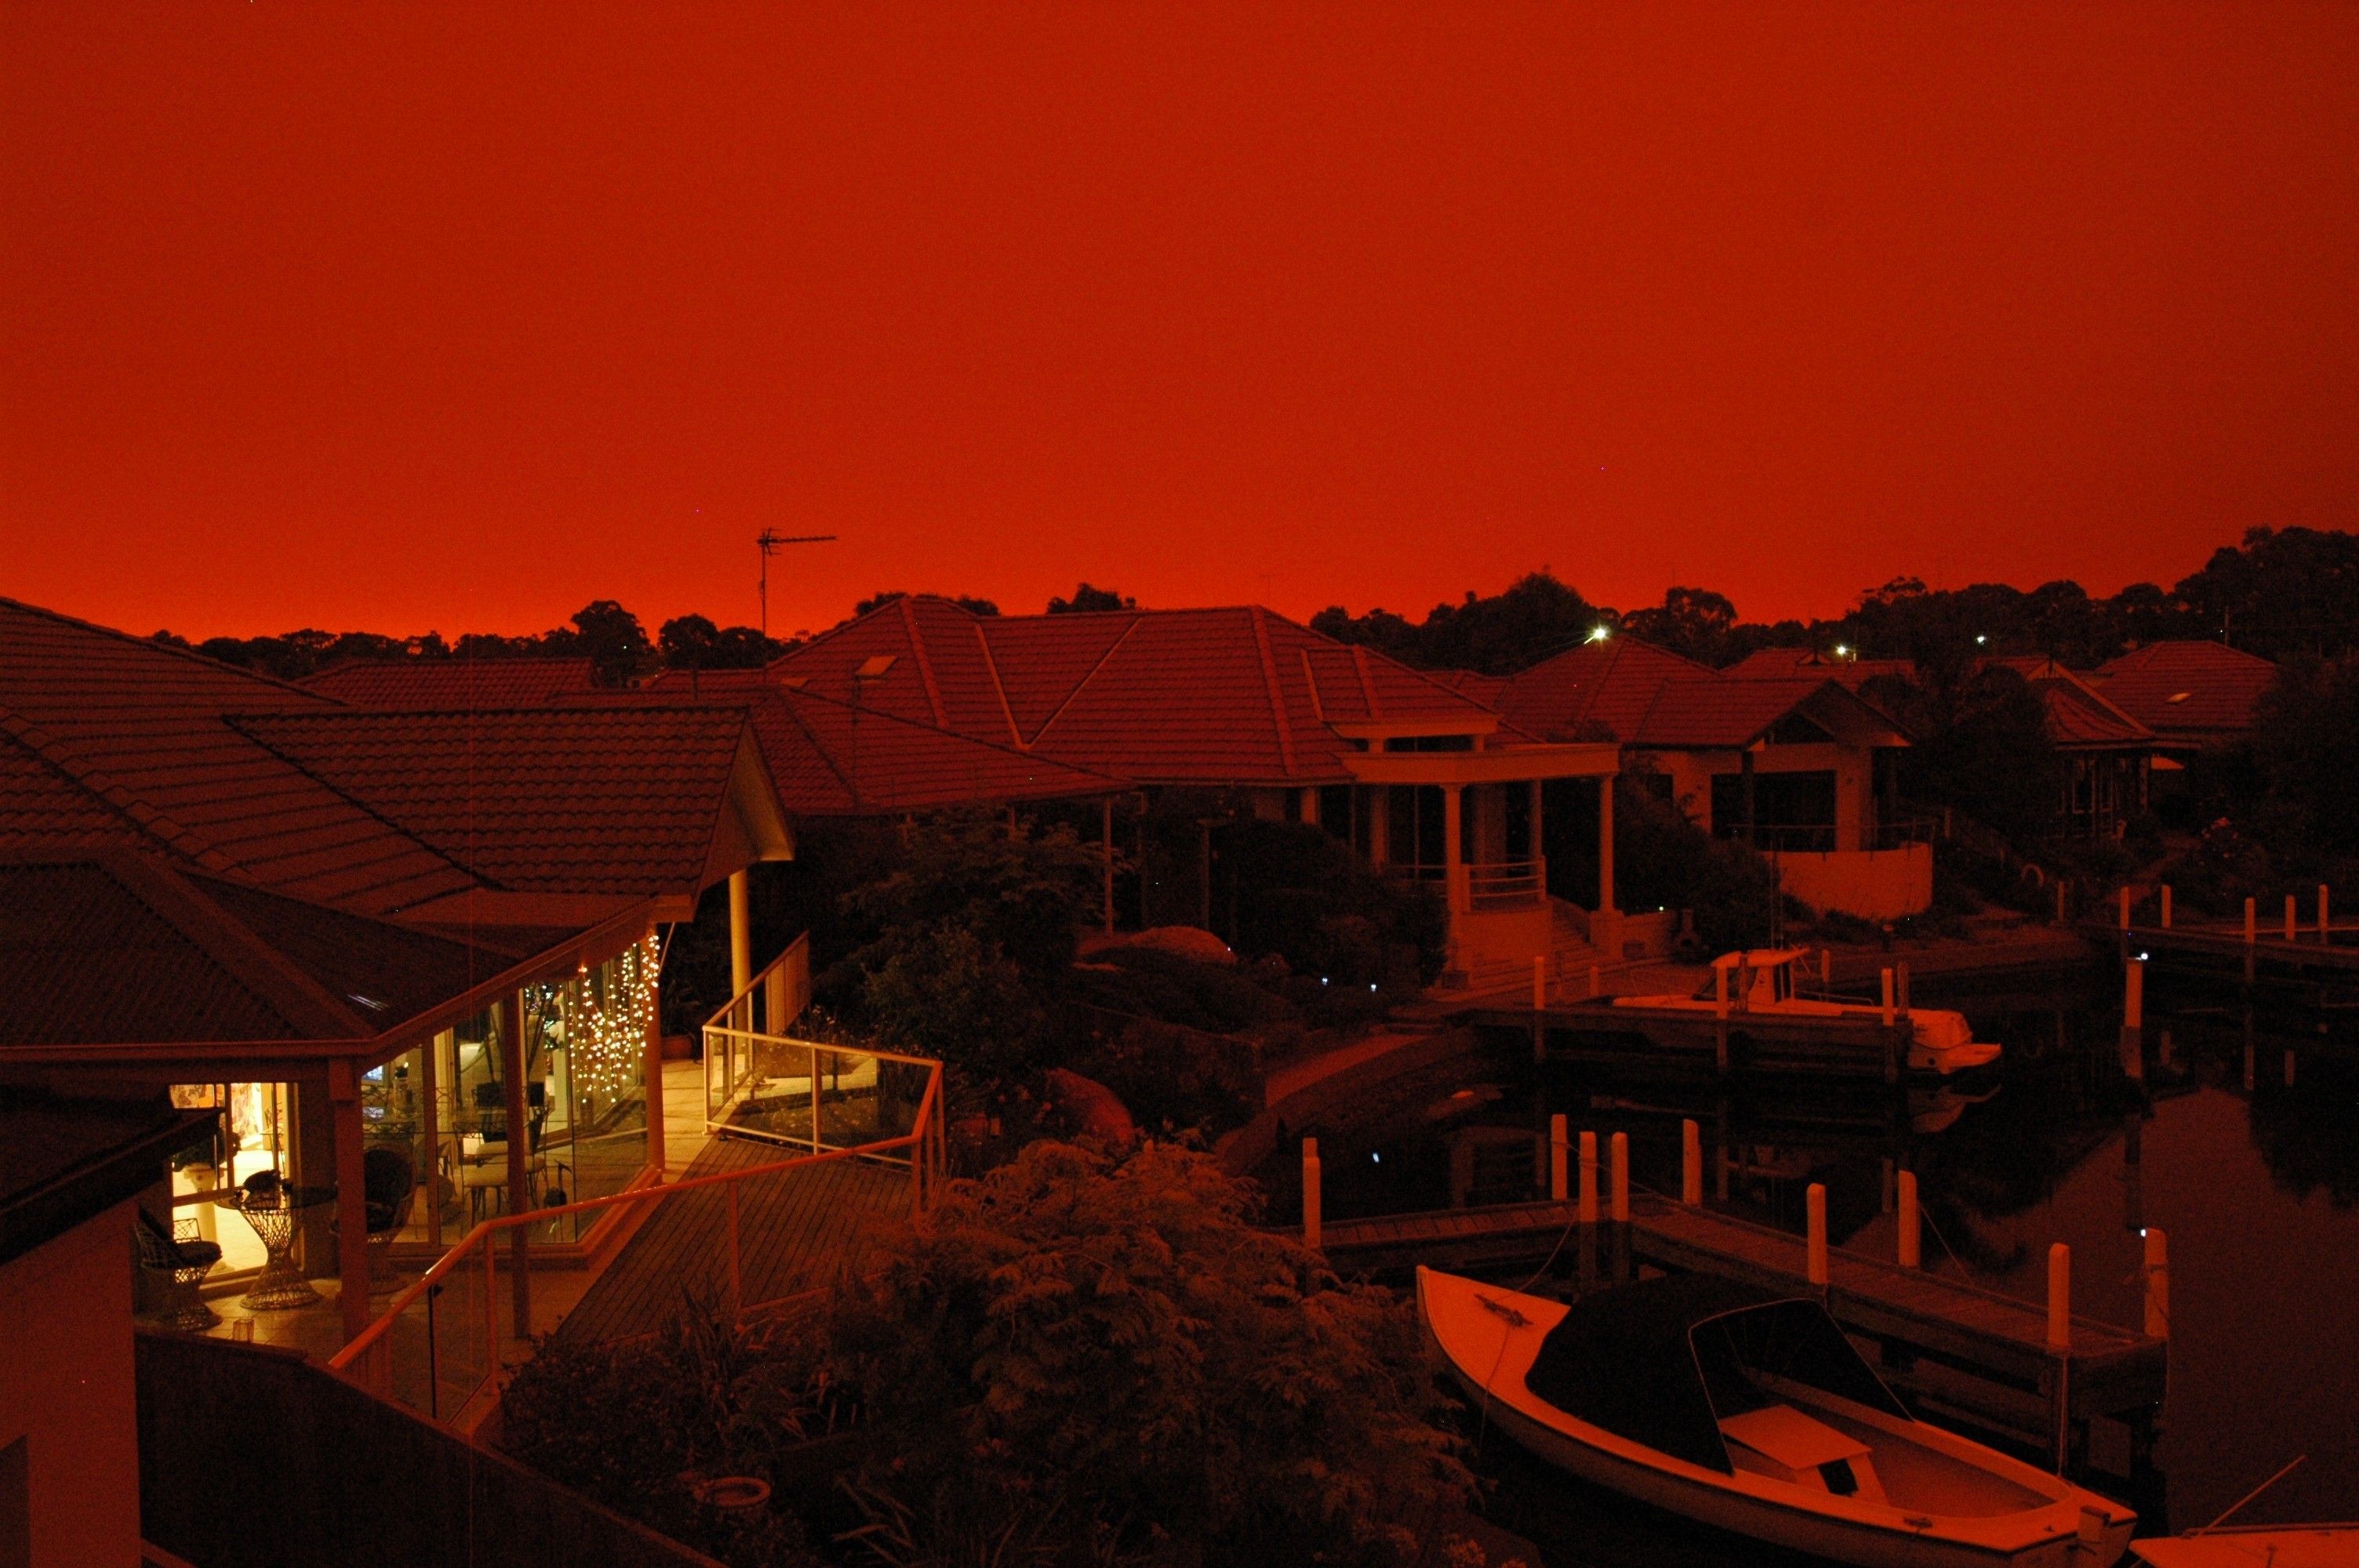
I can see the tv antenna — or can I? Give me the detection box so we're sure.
[756,530,837,641]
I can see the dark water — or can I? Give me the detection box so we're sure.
[1253,971,2359,1560]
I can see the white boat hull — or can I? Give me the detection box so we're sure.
[1419,1269,2132,1568]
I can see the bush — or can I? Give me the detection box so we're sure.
[860,924,1044,1080]
[819,1142,1473,1566]
[1070,1017,1265,1137]
[1612,781,1779,951]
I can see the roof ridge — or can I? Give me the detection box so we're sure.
[98,851,374,1039]
[780,686,1125,784]
[0,594,340,704]
[223,714,506,897]
[1350,645,1380,718]
[1022,615,1143,750]
[973,620,1024,749]
[769,691,864,808]
[896,598,947,727]
[1247,608,1299,777]
[1298,648,1326,724]
[0,706,238,872]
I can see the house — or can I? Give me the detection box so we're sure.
[2090,640,2277,755]
[1721,646,1920,691]
[2,1087,216,1568]
[765,597,1627,987]
[1987,657,2155,840]
[1482,637,1926,918]
[0,596,796,1346]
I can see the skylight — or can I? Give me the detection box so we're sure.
[854,655,898,678]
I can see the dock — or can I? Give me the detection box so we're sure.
[2110,920,2359,1005]
[1467,1000,1917,1080]
[1314,1193,2166,1475]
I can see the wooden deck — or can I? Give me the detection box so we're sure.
[2111,920,2359,1000]
[1314,1192,2167,1461]
[1467,1000,1916,1080]
[548,1139,914,1349]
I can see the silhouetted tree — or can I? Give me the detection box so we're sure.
[1623,586,1739,666]
[543,601,651,686]
[852,590,1000,618]
[2174,526,2359,659]
[656,612,778,670]
[1045,582,1136,614]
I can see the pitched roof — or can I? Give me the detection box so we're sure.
[1721,648,1920,690]
[1985,657,2154,750]
[634,667,1122,812]
[300,657,600,707]
[2092,641,2277,745]
[229,706,765,896]
[0,598,476,914]
[773,598,1512,786]
[1,1089,217,1268]
[0,853,523,1049]
[1624,677,1907,750]
[1488,640,1717,742]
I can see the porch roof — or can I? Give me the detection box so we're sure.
[1625,677,1910,750]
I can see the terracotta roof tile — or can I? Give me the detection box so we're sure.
[0,598,478,913]
[231,706,758,896]
[2092,641,2277,744]
[776,598,1509,786]
[1492,640,1715,742]
[300,658,600,707]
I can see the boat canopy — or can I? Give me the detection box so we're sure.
[1522,1275,1911,1476]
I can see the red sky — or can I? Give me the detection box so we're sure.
[5,5,2356,642]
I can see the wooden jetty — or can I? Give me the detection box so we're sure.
[1466,999,1917,1081]
[2110,919,2359,1007]
[1314,1193,2166,1477]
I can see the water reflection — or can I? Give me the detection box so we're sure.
[1255,972,2359,1541]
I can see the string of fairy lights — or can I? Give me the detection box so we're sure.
[521,932,663,1103]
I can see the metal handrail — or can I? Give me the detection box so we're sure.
[330,1043,943,1417]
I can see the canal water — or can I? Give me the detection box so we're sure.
[1252,971,2359,1561]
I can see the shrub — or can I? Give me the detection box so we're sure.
[1612,782,1779,951]
[818,1141,1473,1566]
[1070,1017,1264,1137]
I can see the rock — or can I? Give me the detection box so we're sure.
[1042,1069,1137,1146]
[1110,926,1238,966]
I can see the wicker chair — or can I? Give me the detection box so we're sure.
[347,1145,416,1290]
[133,1207,223,1332]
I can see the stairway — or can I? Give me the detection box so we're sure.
[1441,898,1607,999]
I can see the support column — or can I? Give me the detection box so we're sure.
[421,1030,445,1247]
[1102,797,1117,935]
[329,1059,372,1344]
[1528,778,1544,868]
[499,989,532,1341]
[1442,785,1467,914]
[1368,786,1390,868]
[644,928,667,1178]
[728,869,752,1000]
[1596,775,1618,959]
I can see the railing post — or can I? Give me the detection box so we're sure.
[2284,894,2297,942]
[2047,1242,2071,1349]
[809,1044,822,1154]
[483,1240,500,1388]
[1806,1182,1828,1287]
[1897,1170,1921,1268]
[1681,1119,1701,1206]
[2160,884,2172,929]
[1301,1138,1322,1250]
[1549,1114,1568,1202]
[1609,1131,1629,1224]
[2321,884,2332,943]
[2143,1228,2168,1339]
[2119,885,2132,929]
[1577,1131,1598,1225]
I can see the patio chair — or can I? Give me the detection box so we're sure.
[133,1207,223,1332]
[347,1145,416,1290]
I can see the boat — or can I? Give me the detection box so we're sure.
[2128,1524,2359,1566]
[1614,949,2004,1076]
[1418,1268,2135,1566]
[2129,1523,2359,1566]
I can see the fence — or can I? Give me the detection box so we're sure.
[1387,858,1548,909]
[139,1330,723,1568]
[330,1034,943,1428]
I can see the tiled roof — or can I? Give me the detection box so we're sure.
[1490,640,1717,742]
[301,657,600,707]
[631,669,1121,811]
[0,727,155,854]
[231,706,761,896]
[0,853,525,1048]
[774,599,1512,786]
[1721,648,1919,690]
[1625,677,1859,750]
[0,598,477,914]
[1983,658,2154,750]
[2092,641,2277,744]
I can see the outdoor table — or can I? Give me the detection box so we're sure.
[213,1184,337,1311]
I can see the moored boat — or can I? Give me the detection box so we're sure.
[1614,949,2003,1076]
[1418,1267,2134,1567]
[2128,1523,2359,1566]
